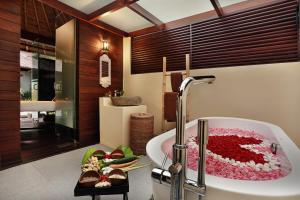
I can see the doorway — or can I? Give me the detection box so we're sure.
[20,0,78,163]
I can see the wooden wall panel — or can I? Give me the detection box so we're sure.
[297,1,300,60]
[131,0,299,74]
[132,26,190,74]
[78,21,123,146]
[0,0,21,168]
[191,0,298,68]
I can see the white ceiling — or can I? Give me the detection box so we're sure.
[137,0,215,23]
[57,0,248,32]
[99,7,153,32]
[219,0,247,7]
[58,0,115,14]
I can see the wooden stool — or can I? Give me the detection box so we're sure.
[130,113,154,155]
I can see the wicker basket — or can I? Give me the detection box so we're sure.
[130,113,154,155]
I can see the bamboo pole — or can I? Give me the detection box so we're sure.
[186,54,191,122]
[161,57,167,132]
[186,54,190,77]
[162,54,190,131]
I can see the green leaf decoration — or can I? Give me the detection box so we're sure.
[117,145,134,157]
[98,160,107,169]
[81,147,96,165]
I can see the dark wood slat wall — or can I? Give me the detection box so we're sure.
[191,0,298,68]
[132,0,299,74]
[78,21,123,146]
[0,0,21,168]
[132,26,190,74]
[297,1,300,60]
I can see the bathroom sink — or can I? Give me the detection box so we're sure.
[111,96,142,106]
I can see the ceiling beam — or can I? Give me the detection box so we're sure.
[127,3,164,28]
[37,0,128,36]
[210,0,224,17]
[93,20,129,37]
[88,0,139,22]
[88,1,124,21]
[130,0,284,37]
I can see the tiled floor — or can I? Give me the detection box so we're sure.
[0,145,153,200]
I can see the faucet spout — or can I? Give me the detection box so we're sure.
[171,75,215,200]
[175,75,215,149]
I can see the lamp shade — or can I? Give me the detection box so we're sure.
[102,41,109,53]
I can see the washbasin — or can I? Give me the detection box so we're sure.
[111,96,142,106]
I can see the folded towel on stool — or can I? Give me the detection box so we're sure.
[171,72,183,92]
[164,92,178,122]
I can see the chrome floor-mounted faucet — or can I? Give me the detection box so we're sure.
[152,75,216,200]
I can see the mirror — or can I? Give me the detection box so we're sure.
[99,54,111,88]
[20,51,55,101]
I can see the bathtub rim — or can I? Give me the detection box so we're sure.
[146,117,300,197]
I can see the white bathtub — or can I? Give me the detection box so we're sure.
[146,117,300,200]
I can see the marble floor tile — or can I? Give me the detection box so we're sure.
[0,144,154,200]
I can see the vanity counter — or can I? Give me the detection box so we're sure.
[20,101,55,111]
[99,97,147,149]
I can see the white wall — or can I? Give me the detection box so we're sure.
[123,37,300,148]
[20,70,31,93]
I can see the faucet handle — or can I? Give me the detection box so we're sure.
[270,143,280,154]
[169,163,182,174]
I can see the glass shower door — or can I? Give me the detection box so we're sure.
[55,19,77,141]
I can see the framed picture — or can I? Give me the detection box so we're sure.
[99,54,111,88]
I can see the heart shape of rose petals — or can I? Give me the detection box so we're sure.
[196,135,266,164]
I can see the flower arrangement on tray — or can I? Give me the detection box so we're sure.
[79,145,147,188]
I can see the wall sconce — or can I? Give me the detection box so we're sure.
[102,40,109,53]
[100,40,111,88]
